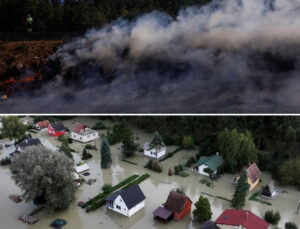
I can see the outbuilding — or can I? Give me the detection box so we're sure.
[48,121,67,136]
[193,153,223,177]
[143,142,166,159]
[71,122,99,143]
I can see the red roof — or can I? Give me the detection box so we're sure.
[164,191,192,213]
[246,163,262,183]
[36,120,49,129]
[72,122,86,133]
[215,209,269,229]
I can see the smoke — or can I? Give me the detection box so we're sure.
[1,0,300,113]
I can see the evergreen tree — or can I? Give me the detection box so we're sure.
[122,128,137,157]
[100,138,112,168]
[232,168,250,209]
[193,195,212,223]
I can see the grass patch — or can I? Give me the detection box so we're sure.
[179,171,189,177]
[121,159,137,165]
[159,146,183,162]
[27,129,37,134]
[249,191,272,206]
[201,192,231,203]
[82,174,139,209]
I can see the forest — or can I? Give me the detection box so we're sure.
[0,0,210,33]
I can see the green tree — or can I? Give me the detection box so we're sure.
[264,210,281,225]
[10,145,76,210]
[182,135,194,149]
[204,167,215,188]
[100,138,112,168]
[232,168,250,209]
[1,116,26,142]
[285,222,298,229]
[193,195,212,223]
[149,131,165,150]
[121,127,137,157]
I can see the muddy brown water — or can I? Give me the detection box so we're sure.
[0,117,299,229]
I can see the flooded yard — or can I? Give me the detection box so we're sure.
[0,117,299,229]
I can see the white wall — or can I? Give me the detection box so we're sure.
[71,131,99,143]
[128,200,145,217]
[144,148,166,159]
[197,164,217,177]
[107,195,145,217]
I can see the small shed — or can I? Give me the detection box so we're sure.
[261,180,279,199]
[18,215,38,224]
[75,163,90,173]
[153,206,173,223]
[48,121,66,136]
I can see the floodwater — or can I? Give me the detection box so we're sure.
[0,117,299,229]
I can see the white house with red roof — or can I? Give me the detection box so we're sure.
[71,122,99,143]
[215,209,269,229]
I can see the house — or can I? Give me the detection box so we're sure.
[74,163,90,173]
[9,138,42,159]
[153,190,192,223]
[193,153,223,177]
[105,184,146,217]
[71,122,99,143]
[48,121,67,136]
[143,142,166,159]
[261,180,279,199]
[215,209,269,229]
[233,163,262,191]
[35,120,49,130]
[200,220,219,229]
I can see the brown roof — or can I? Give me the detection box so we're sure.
[72,122,86,133]
[164,191,192,213]
[36,120,49,129]
[246,163,262,183]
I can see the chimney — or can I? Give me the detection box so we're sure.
[246,211,249,220]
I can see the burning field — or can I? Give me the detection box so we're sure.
[1,0,300,113]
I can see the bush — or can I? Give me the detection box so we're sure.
[82,148,92,160]
[174,135,183,146]
[145,160,162,173]
[285,222,298,229]
[68,138,73,144]
[138,145,143,152]
[185,156,196,167]
[92,121,106,130]
[264,210,281,225]
[58,135,69,145]
[59,144,73,159]
[0,157,11,165]
[85,144,93,149]
[179,171,189,177]
[102,184,112,194]
[182,135,194,149]
[174,166,180,175]
[178,164,184,171]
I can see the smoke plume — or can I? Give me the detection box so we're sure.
[1,0,300,113]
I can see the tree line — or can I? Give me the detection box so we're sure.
[117,116,300,189]
[0,0,210,33]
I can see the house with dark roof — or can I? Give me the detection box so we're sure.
[193,153,223,177]
[48,121,67,136]
[71,122,99,143]
[233,163,262,191]
[9,138,42,159]
[261,180,279,199]
[153,190,192,223]
[200,220,219,229]
[105,184,146,217]
[215,209,269,229]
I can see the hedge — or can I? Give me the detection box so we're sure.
[82,174,139,209]
[86,173,150,212]
[159,146,183,162]
[121,159,137,165]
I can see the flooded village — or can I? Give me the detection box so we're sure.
[0,116,299,229]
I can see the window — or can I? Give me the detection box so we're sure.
[116,205,121,210]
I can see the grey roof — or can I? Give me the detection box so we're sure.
[105,184,145,210]
[19,138,41,149]
[200,220,219,229]
[50,121,66,132]
[153,206,173,219]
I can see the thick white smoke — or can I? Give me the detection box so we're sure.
[1,0,300,113]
